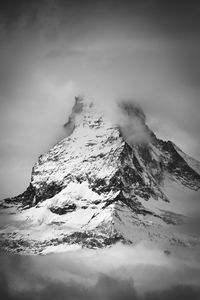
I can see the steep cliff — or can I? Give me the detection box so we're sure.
[1,97,200,254]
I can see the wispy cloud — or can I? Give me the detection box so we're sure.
[1,243,200,299]
[0,0,200,199]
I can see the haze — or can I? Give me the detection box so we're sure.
[0,0,200,199]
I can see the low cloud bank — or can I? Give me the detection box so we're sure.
[1,243,200,300]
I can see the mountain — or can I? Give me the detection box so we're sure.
[0,97,200,254]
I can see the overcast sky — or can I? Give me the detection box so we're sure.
[0,0,200,198]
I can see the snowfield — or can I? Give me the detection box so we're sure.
[0,97,200,254]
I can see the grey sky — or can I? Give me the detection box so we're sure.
[0,0,200,198]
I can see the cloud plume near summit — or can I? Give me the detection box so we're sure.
[116,101,150,145]
[0,0,200,199]
[0,2,200,299]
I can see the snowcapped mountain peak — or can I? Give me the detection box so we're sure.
[64,96,109,132]
[0,96,200,254]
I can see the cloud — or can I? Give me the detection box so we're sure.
[1,273,200,300]
[1,242,200,299]
[145,285,200,300]
[0,242,200,300]
[117,101,150,145]
[0,0,200,199]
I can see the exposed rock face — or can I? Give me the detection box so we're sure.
[0,97,200,254]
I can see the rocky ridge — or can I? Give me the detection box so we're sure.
[0,97,200,254]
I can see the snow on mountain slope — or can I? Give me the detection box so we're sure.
[0,97,200,254]
[172,142,200,175]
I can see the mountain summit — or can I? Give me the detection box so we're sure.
[1,97,200,254]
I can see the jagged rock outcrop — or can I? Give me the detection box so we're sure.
[0,96,200,254]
